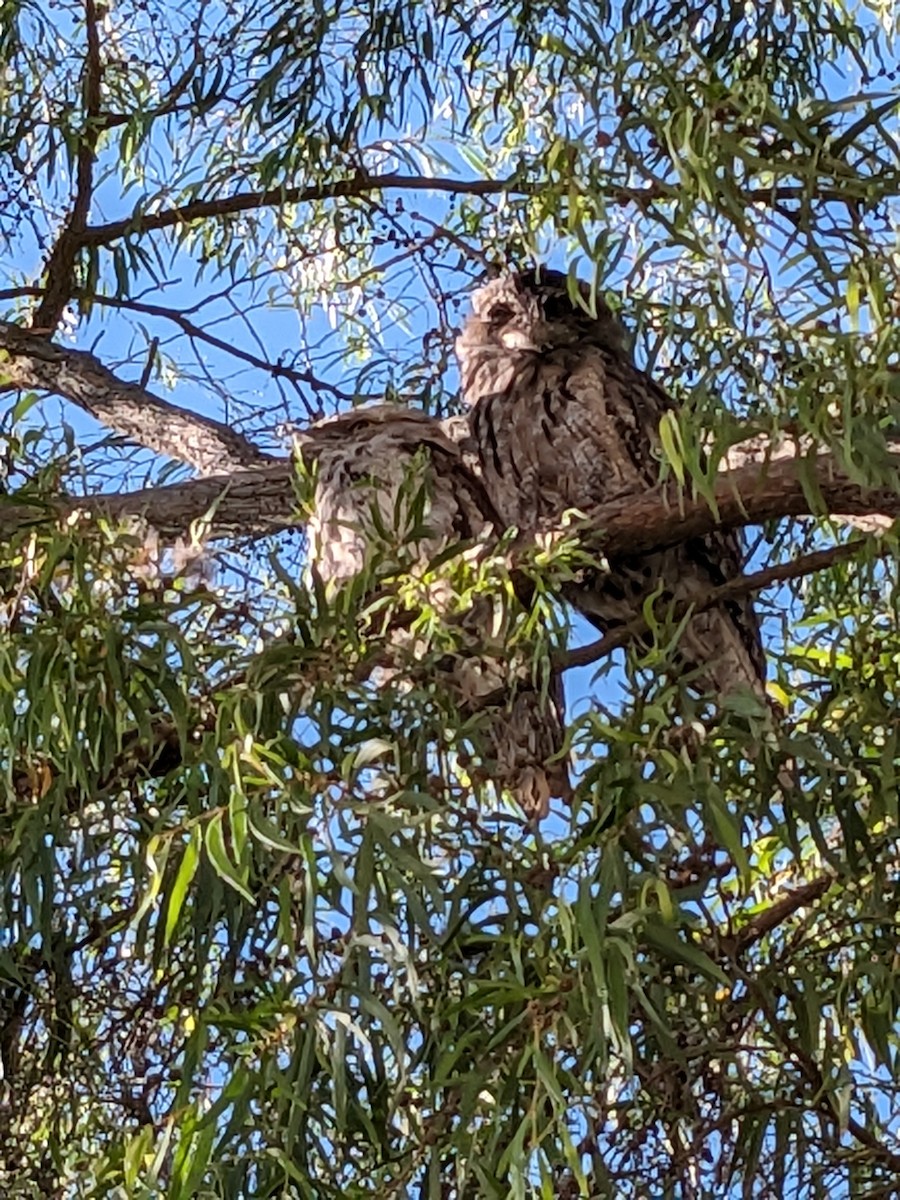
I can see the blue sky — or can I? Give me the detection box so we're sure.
[2,3,900,1191]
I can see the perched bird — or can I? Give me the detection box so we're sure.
[297,404,570,818]
[455,269,767,701]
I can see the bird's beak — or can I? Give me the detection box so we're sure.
[500,328,540,352]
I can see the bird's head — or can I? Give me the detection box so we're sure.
[457,268,626,361]
[292,404,456,467]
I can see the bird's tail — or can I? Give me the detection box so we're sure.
[489,685,572,820]
[677,605,769,705]
[458,670,571,821]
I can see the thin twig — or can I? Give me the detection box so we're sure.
[558,540,880,671]
[88,294,363,411]
[728,874,834,956]
[138,337,159,389]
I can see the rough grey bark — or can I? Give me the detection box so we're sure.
[1,434,897,553]
[0,321,271,475]
[2,317,894,556]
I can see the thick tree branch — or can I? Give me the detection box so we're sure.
[64,175,900,253]
[0,321,272,475]
[0,465,295,545]
[577,449,899,554]
[78,173,523,248]
[0,428,894,582]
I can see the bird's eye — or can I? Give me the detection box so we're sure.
[541,292,575,322]
[488,303,515,325]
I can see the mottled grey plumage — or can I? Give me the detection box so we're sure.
[455,269,767,700]
[298,404,570,817]
[301,406,490,583]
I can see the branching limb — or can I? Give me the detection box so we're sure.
[79,173,524,248]
[31,0,104,332]
[0,428,897,555]
[726,874,834,957]
[559,539,883,672]
[0,321,272,474]
[83,294,363,411]
[72,177,900,253]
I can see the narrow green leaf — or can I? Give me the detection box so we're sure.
[642,920,730,985]
[163,827,201,947]
[204,811,253,902]
[658,409,686,485]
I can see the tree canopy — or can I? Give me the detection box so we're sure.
[1,0,900,1196]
